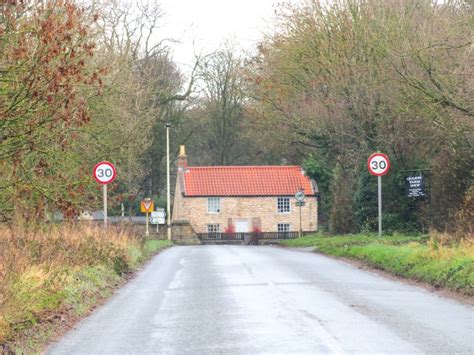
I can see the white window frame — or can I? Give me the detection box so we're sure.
[277,197,291,214]
[207,224,221,235]
[207,197,221,213]
[277,223,291,232]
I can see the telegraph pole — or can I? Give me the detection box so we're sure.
[166,123,172,242]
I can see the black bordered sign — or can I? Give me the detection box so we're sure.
[406,175,426,198]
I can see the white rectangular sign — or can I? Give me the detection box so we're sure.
[151,210,166,218]
[150,217,165,225]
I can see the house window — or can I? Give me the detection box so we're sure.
[207,224,220,235]
[207,197,221,213]
[277,223,290,232]
[277,197,290,213]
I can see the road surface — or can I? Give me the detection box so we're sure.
[48,246,474,354]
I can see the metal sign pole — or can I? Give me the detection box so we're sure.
[146,211,149,236]
[103,184,108,228]
[367,153,389,237]
[378,175,382,237]
[93,161,115,228]
[295,190,305,238]
[299,203,302,238]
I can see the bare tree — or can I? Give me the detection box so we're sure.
[197,45,246,165]
[91,1,198,212]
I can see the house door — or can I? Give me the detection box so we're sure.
[235,219,249,233]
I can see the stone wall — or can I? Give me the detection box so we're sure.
[173,193,318,234]
[171,220,201,245]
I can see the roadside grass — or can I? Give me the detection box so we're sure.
[0,223,171,352]
[282,233,474,295]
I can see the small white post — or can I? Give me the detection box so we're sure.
[103,184,108,228]
[378,175,382,237]
[146,212,149,236]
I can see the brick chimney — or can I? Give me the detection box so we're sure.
[177,145,188,170]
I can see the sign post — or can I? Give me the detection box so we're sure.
[405,175,426,198]
[403,169,430,233]
[150,209,166,234]
[103,184,107,227]
[378,175,382,237]
[93,161,116,228]
[367,153,390,237]
[140,198,154,236]
[295,189,305,238]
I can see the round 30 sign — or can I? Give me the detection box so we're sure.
[93,161,116,184]
[295,190,305,202]
[368,153,390,176]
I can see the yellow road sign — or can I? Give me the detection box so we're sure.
[140,199,154,213]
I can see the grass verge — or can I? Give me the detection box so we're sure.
[0,224,171,353]
[281,233,474,296]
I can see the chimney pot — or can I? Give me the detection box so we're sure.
[178,145,188,169]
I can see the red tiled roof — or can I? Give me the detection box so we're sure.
[182,166,315,196]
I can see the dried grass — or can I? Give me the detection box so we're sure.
[427,231,474,260]
[0,222,143,343]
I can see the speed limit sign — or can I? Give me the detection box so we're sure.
[93,161,116,184]
[295,190,305,202]
[368,152,390,237]
[93,161,116,229]
[367,153,390,176]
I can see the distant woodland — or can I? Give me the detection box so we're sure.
[1,0,472,235]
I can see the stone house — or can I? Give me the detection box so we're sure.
[172,146,318,235]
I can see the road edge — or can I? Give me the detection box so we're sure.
[284,246,474,307]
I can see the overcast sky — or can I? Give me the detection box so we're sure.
[157,0,299,71]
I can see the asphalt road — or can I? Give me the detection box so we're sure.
[48,246,474,354]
